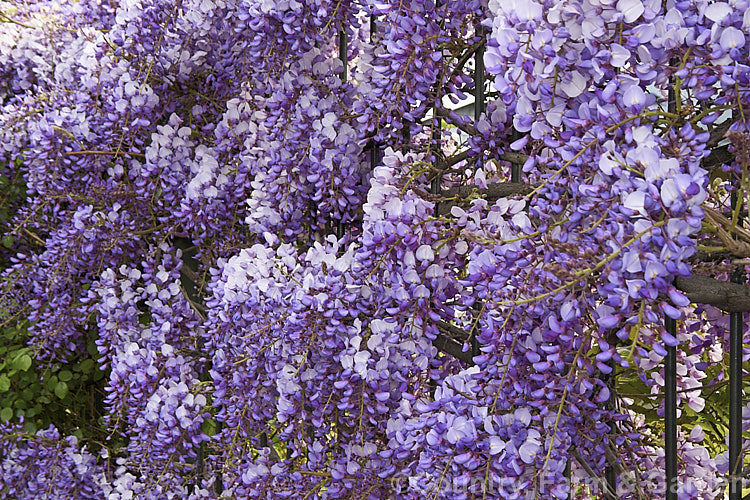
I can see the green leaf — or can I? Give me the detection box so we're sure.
[46,375,58,392]
[202,418,217,436]
[86,341,99,357]
[78,359,95,372]
[18,370,34,385]
[0,375,9,392]
[0,407,12,422]
[1,235,13,248]
[138,312,151,326]
[58,370,73,382]
[54,381,69,399]
[14,354,31,372]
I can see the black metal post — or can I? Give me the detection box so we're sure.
[469,36,484,360]
[431,107,441,196]
[335,28,348,241]
[605,462,617,499]
[338,29,347,83]
[730,304,743,500]
[369,14,379,171]
[428,104,440,398]
[510,129,522,183]
[401,120,410,153]
[663,69,679,500]
[605,356,617,499]
[665,317,678,500]
[730,188,744,500]
[474,37,485,122]
[214,423,224,494]
[562,365,572,498]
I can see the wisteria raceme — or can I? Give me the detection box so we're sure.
[237,46,368,237]
[5,203,142,364]
[84,244,210,494]
[1,0,750,498]
[0,421,109,499]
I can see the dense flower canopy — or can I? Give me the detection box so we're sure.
[1,0,750,498]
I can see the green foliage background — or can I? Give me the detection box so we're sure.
[0,168,108,444]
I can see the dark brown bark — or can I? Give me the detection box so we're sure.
[430,275,750,367]
[436,182,531,215]
[691,249,736,262]
[435,150,471,172]
[433,321,474,364]
[675,275,750,312]
[706,118,737,149]
[702,144,732,170]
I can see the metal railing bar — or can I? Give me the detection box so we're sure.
[605,355,617,499]
[338,28,347,84]
[664,71,679,500]
[665,316,678,500]
[730,184,744,500]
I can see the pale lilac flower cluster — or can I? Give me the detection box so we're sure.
[0,422,108,499]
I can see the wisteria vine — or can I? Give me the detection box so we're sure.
[1,0,750,499]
